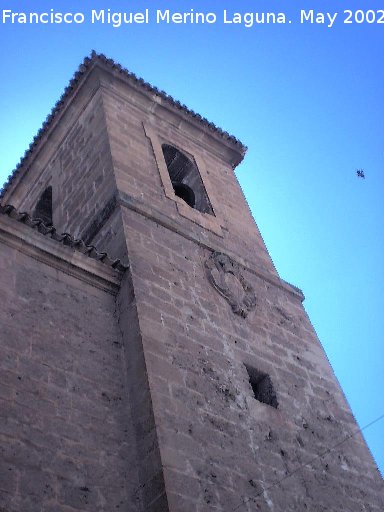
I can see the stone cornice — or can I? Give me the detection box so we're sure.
[0,206,126,295]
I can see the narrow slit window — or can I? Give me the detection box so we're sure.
[161,144,213,215]
[33,186,53,226]
[245,365,278,409]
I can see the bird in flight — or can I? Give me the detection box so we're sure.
[356,169,365,179]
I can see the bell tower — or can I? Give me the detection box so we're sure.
[1,53,383,512]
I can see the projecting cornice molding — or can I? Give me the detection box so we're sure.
[0,204,128,294]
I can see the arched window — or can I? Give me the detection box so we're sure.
[33,186,53,226]
[162,144,213,215]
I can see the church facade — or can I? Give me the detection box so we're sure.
[0,53,382,511]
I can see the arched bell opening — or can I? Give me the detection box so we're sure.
[172,182,195,209]
[161,144,213,215]
[33,186,53,226]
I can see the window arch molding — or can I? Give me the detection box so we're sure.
[144,123,224,237]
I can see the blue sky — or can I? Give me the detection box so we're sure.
[1,0,383,476]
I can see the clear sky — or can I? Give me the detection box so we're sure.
[0,0,383,477]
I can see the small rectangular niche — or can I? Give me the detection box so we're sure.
[245,365,278,409]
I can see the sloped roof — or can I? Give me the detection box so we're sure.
[0,204,128,272]
[0,51,246,198]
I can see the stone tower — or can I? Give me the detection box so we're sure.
[0,53,382,512]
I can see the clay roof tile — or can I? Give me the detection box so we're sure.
[0,204,128,272]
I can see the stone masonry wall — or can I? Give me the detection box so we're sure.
[101,71,383,511]
[116,274,169,512]
[4,84,126,263]
[53,91,117,245]
[0,238,142,512]
[121,205,383,512]
[101,82,276,278]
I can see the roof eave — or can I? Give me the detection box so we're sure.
[0,52,247,199]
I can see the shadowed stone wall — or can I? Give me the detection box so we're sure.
[0,218,142,512]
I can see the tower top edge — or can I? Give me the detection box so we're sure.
[0,51,247,199]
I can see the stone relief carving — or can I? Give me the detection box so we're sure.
[205,252,257,318]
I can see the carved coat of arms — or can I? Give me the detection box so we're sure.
[205,252,257,318]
